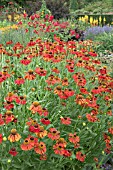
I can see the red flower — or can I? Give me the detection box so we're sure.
[29,101,42,114]
[62,77,69,86]
[40,118,51,125]
[66,66,74,72]
[88,52,97,57]
[30,15,35,20]
[99,67,107,75]
[9,148,18,156]
[36,126,47,138]
[49,15,54,22]
[6,40,13,45]
[1,71,10,80]
[91,87,101,94]
[8,1,13,5]
[25,70,36,80]
[76,151,86,162]
[70,30,75,36]
[4,101,14,110]
[74,143,80,149]
[34,142,46,155]
[48,128,60,140]
[0,73,5,83]
[64,88,75,97]
[0,114,5,126]
[68,133,80,144]
[27,39,36,46]
[0,134,3,144]
[5,92,17,102]
[75,33,80,39]
[8,129,21,142]
[86,113,98,122]
[15,96,26,105]
[53,143,65,155]
[4,110,14,124]
[35,67,47,76]
[52,56,61,63]
[76,60,85,67]
[80,87,89,94]
[63,150,72,157]
[25,28,28,33]
[46,75,61,85]
[29,124,40,133]
[21,139,34,151]
[58,90,68,100]
[27,135,38,146]
[15,77,25,85]
[86,96,98,108]
[52,67,60,74]
[60,117,71,125]
[40,108,49,117]
[20,57,31,65]
[108,127,113,135]
[40,154,47,160]
[23,13,28,18]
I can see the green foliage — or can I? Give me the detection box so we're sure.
[0,20,13,28]
[73,0,113,14]
[69,0,78,11]
[94,32,113,52]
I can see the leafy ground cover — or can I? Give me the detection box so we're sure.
[0,12,113,170]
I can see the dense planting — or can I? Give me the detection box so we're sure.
[0,11,113,170]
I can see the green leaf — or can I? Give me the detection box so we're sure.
[13,164,22,169]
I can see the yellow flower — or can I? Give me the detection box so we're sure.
[103,17,106,22]
[83,122,86,126]
[7,159,11,163]
[78,17,82,21]
[84,15,88,22]
[3,137,7,141]
[90,17,93,24]
[99,16,102,22]
[102,151,105,154]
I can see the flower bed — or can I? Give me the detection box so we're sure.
[0,12,113,170]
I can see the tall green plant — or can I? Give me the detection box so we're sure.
[69,0,78,11]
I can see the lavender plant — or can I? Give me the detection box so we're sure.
[84,25,113,40]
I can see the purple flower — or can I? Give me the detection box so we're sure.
[84,25,113,40]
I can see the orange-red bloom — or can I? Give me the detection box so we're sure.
[108,127,113,135]
[40,118,51,125]
[29,124,40,133]
[21,139,34,151]
[0,134,3,144]
[5,92,17,102]
[60,117,71,125]
[62,77,69,86]
[35,67,47,76]
[48,128,60,140]
[63,150,72,157]
[4,101,14,110]
[76,151,86,162]
[29,101,42,114]
[8,129,21,142]
[36,126,47,138]
[53,143,65,155]
[34,142,46,155]
[15,77,25,85]
[68,132,80,144]
[25,70,36,80]
[40,154,47,160]
[0,114,5,126]
[9,148,18,156]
